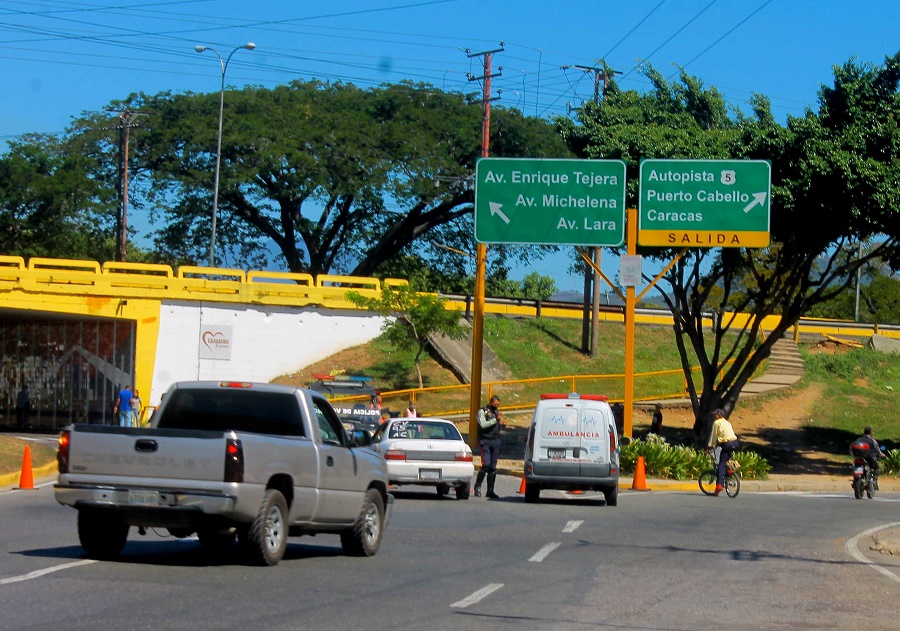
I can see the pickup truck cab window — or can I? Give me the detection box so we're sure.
[313,401,346,446]
[157,388,305,436]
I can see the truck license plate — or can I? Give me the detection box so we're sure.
[548,448,567,459]
[419,469,441,481]
[127,490,160,505]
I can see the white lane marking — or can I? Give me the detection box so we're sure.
[562,520,583,533]
[450,583,504,608]
[529,542,561,562]
[778,492,900,502]
[845,522,900,585]
[0,559,97,586]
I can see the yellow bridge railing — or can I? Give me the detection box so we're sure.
[0,256,408,308]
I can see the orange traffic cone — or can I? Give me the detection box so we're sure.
[631,455,648,491]
[517,477,526,494]
[17,445,35,490]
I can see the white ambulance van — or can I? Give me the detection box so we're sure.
[523,392,620,505]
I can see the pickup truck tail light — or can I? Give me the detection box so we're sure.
[57,430,71,474]
[384,450,406,461]
[224,438,244,483]
[454,452,473,462]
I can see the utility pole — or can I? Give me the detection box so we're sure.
[573,64,620,356]
[110,110,144,262]
[466,43,503,450]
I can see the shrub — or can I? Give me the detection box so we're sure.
[620,439,771,480]
[883,449,900,476]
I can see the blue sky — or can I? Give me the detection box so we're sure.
[2,0,899,291]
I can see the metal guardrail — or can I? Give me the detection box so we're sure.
[0,255,407,308]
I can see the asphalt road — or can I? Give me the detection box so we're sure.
[2,475,899,630]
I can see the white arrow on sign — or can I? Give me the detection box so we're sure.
[743,192,767,213]
[489,201,511,224]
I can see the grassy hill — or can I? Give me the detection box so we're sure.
[279,315,900,448]
[275,315,692,417]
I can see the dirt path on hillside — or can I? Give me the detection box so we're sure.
[649,383,844,475]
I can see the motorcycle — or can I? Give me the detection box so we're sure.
[849,442,885,500]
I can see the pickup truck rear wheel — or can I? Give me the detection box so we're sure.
[341,488,384,557]
[246,489,288,566]
[78,509,129,560]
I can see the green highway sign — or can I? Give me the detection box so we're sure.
[475,157,627,246]
[638,159,772,247]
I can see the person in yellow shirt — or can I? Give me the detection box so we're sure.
[707,408,739,496]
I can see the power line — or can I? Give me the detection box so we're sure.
[621,0,720,82]
[667,0,774,79]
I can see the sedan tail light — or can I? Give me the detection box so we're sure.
[454,452,473,462]
[384,450,407,461]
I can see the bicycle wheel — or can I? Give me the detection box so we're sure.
[698,470,717,495]
[724,472,741,498]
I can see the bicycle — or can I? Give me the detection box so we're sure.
[698,449,741,498]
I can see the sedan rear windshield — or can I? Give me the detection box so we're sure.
[388,420,461,441]
[156,389,305,436]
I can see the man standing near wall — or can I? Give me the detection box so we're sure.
[113,385,134,427]
[16,384,31,429]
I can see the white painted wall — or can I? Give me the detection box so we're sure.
[150,301,388,406]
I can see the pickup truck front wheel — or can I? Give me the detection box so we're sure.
[246,489,288,566]
[341,488,384,557]
[78,509,128,560]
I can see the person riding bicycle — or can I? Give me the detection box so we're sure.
[707,408,739,497]
[850,426,884,490]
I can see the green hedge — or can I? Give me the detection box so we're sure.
[620,436,771,480]
[883,449,900,476]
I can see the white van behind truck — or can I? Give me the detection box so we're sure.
[523,393,620,505]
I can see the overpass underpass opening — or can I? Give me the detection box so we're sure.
[0,311,135,430]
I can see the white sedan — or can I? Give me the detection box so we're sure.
[371,418,474,500]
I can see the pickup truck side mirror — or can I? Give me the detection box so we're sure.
[350,429,373,447]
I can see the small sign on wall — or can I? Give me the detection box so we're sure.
[199,325,233,360]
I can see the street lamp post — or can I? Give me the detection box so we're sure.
[194,42,256,268]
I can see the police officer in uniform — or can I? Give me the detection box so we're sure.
[473,395,505,498]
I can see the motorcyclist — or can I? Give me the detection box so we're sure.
[850,426,884,490]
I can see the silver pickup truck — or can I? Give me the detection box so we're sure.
[54,381,393,566]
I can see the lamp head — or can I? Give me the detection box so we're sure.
[194,45,207,53]
[244,42,256,51]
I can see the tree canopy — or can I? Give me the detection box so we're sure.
[0,133,117,260]
[347,284,466,389]
[558,55,900,440]
[72,80,570,277]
